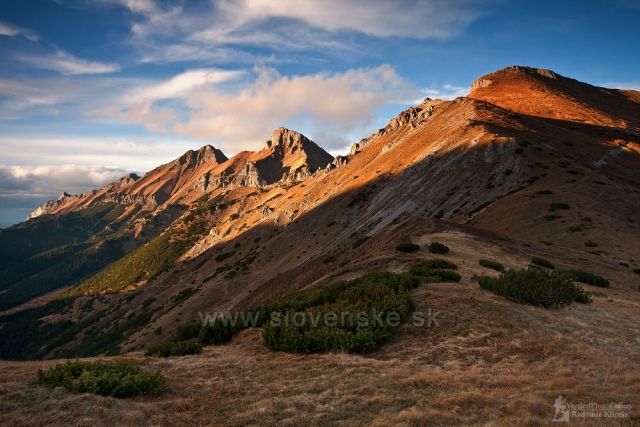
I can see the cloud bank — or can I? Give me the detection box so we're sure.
[103,64,410,152]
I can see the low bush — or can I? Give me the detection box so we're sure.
[531,257,555,269]
[562,269,609,288]
[477,268,591,308]
[215,251,235,262]
[412,259,457,270]
[396,243,420,253]
[479,259,504,272]
[323,255,337,264]
[262,272,417,354]
[146,338,202,357]
[549,202,570,210]
[409,260,460,282]
[634,268,640,275]
[428,242,450,254]
[198,316,248,345]
[428,269,461,282]
[584,241,599,248]
[146,323,204,357]
[37,360,166,398]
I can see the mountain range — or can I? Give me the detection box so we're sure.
[1,65,639,361]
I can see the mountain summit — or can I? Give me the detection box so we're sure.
[470,65,640,127]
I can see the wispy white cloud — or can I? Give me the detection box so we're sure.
[128,68,243,101]
[0,80,60,106]
[217,0,483,39]
[111,0,484,64]
[0,20,40,41]
[18,50,120,75]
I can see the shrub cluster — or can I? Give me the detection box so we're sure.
[146,323,205,357]
[146,338,202,357]
[262,272,418,353]
[428,242,450,254]
[562,269,609,288]
[37,360,166,398]
[147,313,255,357]
[409,260,460,282]
[395,243,420,253]
[531,257,555,269]
[477,268,591,308]
[479,259,505,272]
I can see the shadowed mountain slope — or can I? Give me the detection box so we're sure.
[1,66,639,362]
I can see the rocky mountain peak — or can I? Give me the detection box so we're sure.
[175,144,228,167]
[470,65,561,91]
[267,127,309,150]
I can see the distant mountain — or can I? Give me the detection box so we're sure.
[1,66,639,360]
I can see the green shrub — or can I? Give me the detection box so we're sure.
[395,243,420,253]
[562,269,609,288]
[549,202,570,210]
[174,322,201,340]
[544,214,562,221]
[262,272,417,354]
[428,269,461,282]
[323,256,337,264]
[413,259,457,270]
[198,316,248,345]
[477,268,591,308]
[37,360,166,398]
[428,242,450,254]
[634,268,640,275]
[409,260,460,283]
[215,251,235,262]
[479,259,504,272]
[531,257,555,269]
[146,338,202,357]
[584,241,599,248]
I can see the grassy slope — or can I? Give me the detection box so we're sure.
[66,200,214,296]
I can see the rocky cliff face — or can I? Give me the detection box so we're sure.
[350,98,443,155]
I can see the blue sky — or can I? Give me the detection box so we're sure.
[0,0,639,227]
